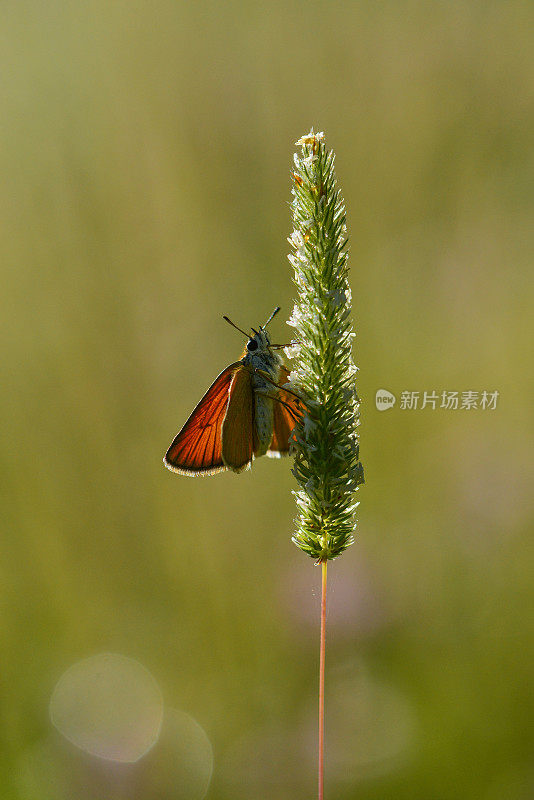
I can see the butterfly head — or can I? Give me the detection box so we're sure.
[222,308,283,372]
[245,328,271,355]
[223,306,281,359]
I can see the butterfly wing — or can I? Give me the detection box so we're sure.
[164,362,243,476]
[267,366,303,457]
[221,366,254,472]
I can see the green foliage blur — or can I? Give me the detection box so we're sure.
[1,2,532,798]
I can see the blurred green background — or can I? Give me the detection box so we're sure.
[1,1,533,798]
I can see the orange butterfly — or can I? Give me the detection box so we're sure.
[164,307,302,476]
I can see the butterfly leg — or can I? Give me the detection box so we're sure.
[256,390,301,425]
[254,369,303,403]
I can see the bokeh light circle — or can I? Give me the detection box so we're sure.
[49,653,164,762]
[139,708,214,800]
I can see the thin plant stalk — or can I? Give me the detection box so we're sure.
[318,559,327,800]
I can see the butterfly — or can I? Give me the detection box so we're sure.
[163,307,303,476]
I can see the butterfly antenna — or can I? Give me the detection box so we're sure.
[262,306,281,329]
[223,316,251,339]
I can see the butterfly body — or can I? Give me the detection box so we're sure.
[164,312,302,477]
[241,329,282,458]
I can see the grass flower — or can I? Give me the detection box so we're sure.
[287,130,364,563]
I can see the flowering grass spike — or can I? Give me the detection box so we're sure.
[287,130,364,562]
